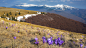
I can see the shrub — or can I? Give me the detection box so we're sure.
[19,12,21,15]
[9,12,12,15]
[1,15,6,18]
[15,13,17,16]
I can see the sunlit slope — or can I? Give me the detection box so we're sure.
[0,7,38,18]
[0,17,86,48]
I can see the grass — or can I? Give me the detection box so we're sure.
[0,17,86,48]
[0,7,38,18]
[0,7,86,48]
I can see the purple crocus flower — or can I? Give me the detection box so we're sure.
[55,39,58,45]
[80,44,83,48]
[35,37,38,41]
[35,41,39,45]
[42,36,47,43]
[73,41,75,44]
[13,37,16,39]
[57,37,61,42]
[37,28,39,30]
[58,40,64,46]
[12,24,13,27]
[57,34,59,36]
[47,37,53,45]
[50,37,53,40]
[61,35,62,38]
[35,37,39,45]
[47,38,52,45]
[31,26,33,29]
[3,21,4,24]
[42,36,46,39]
[48,33,50,35]
[43,39,47,43]
[84,46,86,48]
[6,27,8,29]
[18,31,19,33]
[14,24,15,26]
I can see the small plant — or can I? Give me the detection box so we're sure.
[15,13,17,16]
[18,31,19,33]
[80,44,83,48]
[84,46,86,48]
[35,37,39,45]
[1,14,6,18]
[6,23,8,25]
[47,37,53,45]
[6,27,8,29]
[6,13,8,16]
[9,11,12,15]
[42,36,47,43]
[19,12,21,15]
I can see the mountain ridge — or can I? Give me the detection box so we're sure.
[10,4,86,24]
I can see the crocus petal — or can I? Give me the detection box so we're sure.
[84,46,86,48]
[35,37,38,41]
[58,40,64,46]
[47,38,52,45]
[6,27,8,29]
[18,31,19,33]
[55,39,58,45]
[35,41,39,44]
[80,44,83,48]
[50,37,53,39]
[47,38,53,45]
[42,36,46,39]
[43,39,47,43]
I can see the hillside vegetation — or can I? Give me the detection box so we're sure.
[25,13,86,34]
[0,16,86,48]
[0,7,86,48]
[0,7,38,20]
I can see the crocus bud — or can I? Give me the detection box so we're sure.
[13,36,16,39]
[18,31,19,33]
[6,27,8,29]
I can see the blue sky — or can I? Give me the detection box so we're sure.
[0,0,86,9]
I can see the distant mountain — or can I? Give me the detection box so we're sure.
[11,4,86,24]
